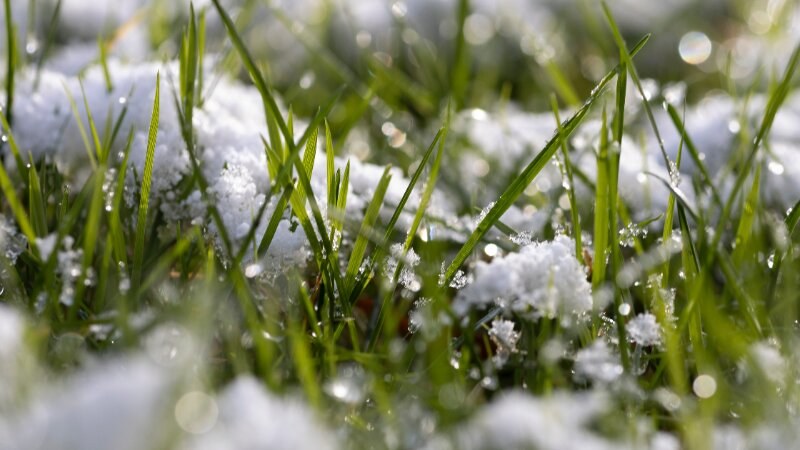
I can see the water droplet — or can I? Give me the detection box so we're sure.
[464,13,495,46]
[767,252,775,269]
[692,374,717,398]
[728,119,741,134]
[174,391,218,434]
[355,30,372,48]
[118,97,127,105]
[299,71,315,89]
[25,38,39,55]
[483,243,498,257]
[679,31,712,65]
[768,161,785,175]
[618,303,631,316]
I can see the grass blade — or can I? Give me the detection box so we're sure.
[132,73,160,287]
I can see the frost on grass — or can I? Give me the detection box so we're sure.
[453,235,591,321]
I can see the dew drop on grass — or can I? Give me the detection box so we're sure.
[618,303,631,316]
[692,374,717,398]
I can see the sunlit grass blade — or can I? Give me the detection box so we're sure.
[132,73,160,287]
[442,34,649,285]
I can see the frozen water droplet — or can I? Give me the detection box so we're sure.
[618,303,631,316]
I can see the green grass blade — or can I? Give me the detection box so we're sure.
[27,158,47,237]
[132,73,160,287]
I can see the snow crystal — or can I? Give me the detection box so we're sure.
[488,318,520,366]
[454,235,592,320]
[574,340,623,385]
[626,313,662,347]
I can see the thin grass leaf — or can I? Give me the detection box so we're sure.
[27,158,47,237]
[98,37,113,92]
[344,167,392,295]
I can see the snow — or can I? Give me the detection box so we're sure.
[184,376,338,450]
[454,390,619,450]
[574,340,623,385]
[453,235,592,320]
[626,313,662,347]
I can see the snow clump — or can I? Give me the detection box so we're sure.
[453,235,592,321]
